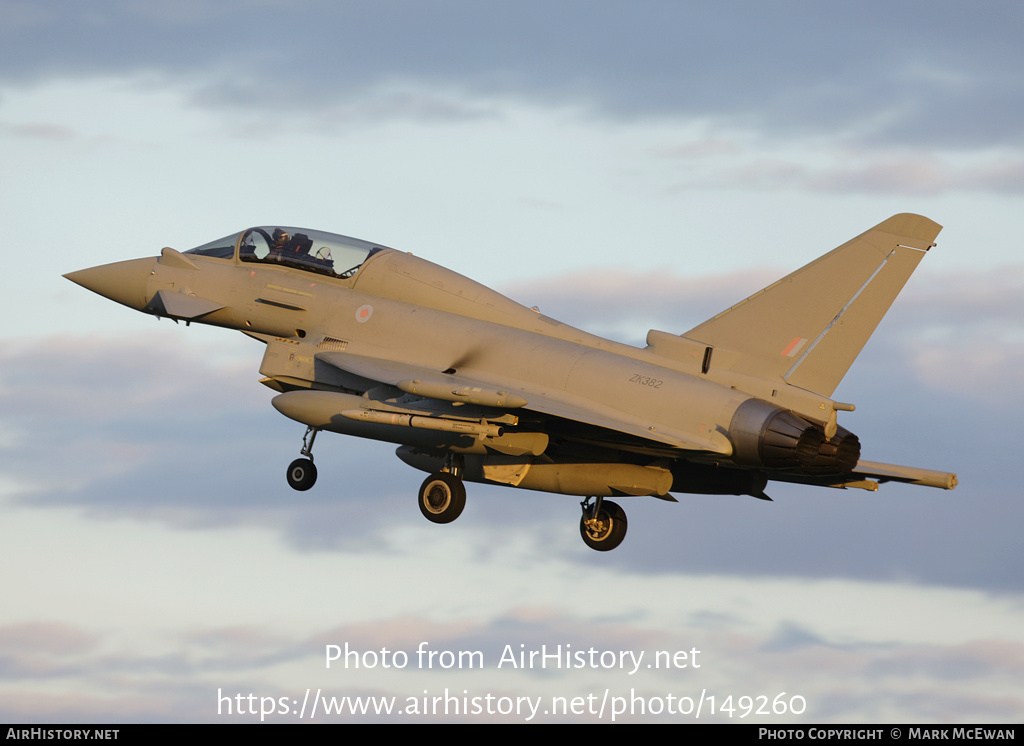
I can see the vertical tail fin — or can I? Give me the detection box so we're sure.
[682,214,941,396]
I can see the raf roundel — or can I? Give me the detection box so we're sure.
[355,304,373,323]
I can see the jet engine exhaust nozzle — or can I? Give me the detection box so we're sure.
[729,398,825,470]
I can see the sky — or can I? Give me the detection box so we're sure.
[2,0,1023,723]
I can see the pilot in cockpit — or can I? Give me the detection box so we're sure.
[268,228,291,258]
[265,228,313,260]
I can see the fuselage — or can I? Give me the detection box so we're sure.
[62,226,865,498]
[63,219,959,551]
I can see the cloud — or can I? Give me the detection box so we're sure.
[4,567,1024,722]
[2,2,1022,150]
[0,622,98,677]
[658,151,1024,196]
[0,121,76,141]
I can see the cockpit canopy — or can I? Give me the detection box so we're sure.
[185,226,389,279]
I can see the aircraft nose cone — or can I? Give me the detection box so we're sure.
[63,257,155,310]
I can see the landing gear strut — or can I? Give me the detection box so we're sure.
[286,426,319,491]
[580,496,627,551]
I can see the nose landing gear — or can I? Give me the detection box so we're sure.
[286,426,319,491]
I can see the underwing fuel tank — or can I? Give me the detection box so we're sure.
[395,446,674,497]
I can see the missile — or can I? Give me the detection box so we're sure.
[340,409,504,437]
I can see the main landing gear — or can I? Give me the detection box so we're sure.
[418,472,466,523]
[418,454,466,524]
[579,496,628,551]
[286,426,319,491]
[284,434,627,551]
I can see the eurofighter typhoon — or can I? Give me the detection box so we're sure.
[65,214,956,551]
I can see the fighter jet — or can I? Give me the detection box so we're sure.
[64,215,956,551]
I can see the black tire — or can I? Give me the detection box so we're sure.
[579,499,627,551]
[286,458,317,491]
[418,472,466,524]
